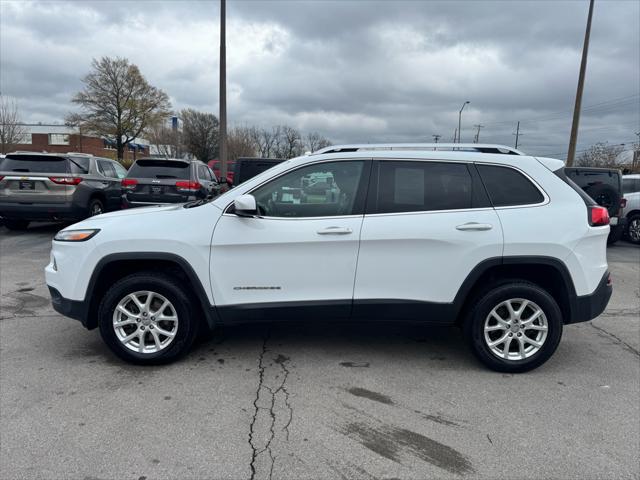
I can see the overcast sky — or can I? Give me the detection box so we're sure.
[1,0,638,158]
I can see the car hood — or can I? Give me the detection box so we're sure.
[61,202,221,231]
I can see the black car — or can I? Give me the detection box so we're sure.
[565,167,626,244]
[232,157,284,186]
[121,158,219,208]
[0,153,127,230]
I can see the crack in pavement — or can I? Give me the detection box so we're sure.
[589,322,640,357]
[247,327,294,480]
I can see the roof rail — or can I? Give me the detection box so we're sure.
[311,143,525,156]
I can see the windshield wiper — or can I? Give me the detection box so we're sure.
[66,158,89,174]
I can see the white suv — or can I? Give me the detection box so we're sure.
[45,144,613,372]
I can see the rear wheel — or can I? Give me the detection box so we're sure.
[88,198,104,217]
[464,282,563,373]
[98,272,199,365]
[626,213,640,244]
[3,219,30,230]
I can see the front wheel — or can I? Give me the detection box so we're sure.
[98,272,199,365]
[464,282,563,373]
[88,198,104,217]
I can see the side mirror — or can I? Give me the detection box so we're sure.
[233,194,257,217]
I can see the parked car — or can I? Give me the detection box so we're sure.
[565,167,626,245]
[121,158,219,208]
[622,173,640,244]
[46,143,612,372]
[0,152,127,230]
[208,158,284,188]
[208,159,236,186]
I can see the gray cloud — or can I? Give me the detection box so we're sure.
[0,0,638,158]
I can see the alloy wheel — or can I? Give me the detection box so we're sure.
[91,202,103,216]
[483,298,548,361]
[112,291,179,354]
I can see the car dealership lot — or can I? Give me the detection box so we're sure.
[1,224,638,480]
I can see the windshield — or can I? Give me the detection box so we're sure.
[127,160,190,179]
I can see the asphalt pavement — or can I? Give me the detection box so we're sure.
[1,223,638,480]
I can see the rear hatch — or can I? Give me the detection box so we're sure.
[123,159,196,204]
[565,167,623,218]
[0,154,87,206]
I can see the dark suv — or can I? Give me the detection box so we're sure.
[0,153,127,230]
[121,158,219,208]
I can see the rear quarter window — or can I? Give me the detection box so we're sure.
[623,178,640,194]
[127,160,191,179]
[477,164,544,207]
[0,155,70,174]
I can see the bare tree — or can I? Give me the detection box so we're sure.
[227,126,257,162]
[0,96,26,154]
[305,132,332,152]
[147,118,184,158]
[69,57,171,161]
[279,125,303,158]
[250,126,279,158]
[576,142,625,168]
[180,109,219,162]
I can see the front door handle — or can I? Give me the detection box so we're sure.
[317,226,353,235]
[456,222,493,231]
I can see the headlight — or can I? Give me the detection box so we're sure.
[54,229,100,242]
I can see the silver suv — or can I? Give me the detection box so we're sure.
[0,152,127,230]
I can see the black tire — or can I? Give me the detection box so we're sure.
[3,219,30,230]
[98,272,200,365]
[88,198,104,217]
[464,282,563,373]
[626,213,640,245]
[607,225,624,245]
[584,183,621,218]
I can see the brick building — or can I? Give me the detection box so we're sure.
[12,124,149,163]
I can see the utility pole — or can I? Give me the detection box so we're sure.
[432,134,441,144]
[219,0,228,183]
[458,101,470,143]
[513,121,523,149]
[453,128,457,143]
[473,124,484,143]
[567,0,595,166]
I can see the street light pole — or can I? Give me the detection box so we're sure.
[219,0,228,183]
[567,0,595,167]
[458,101,470,143]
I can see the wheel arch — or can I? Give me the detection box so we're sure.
[454,256,577,325]
[84,252,217,331]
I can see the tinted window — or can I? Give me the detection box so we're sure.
[251,161,365,217]
[375,161,472,213]
[127,159,190,179]
[623,178,640,194]
[98,160,117,178]
[477,164,544,207]
[0,155,69,173]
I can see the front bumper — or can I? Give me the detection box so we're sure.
[48,286,90,327]
[567,271,613,324]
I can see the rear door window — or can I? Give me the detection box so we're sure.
[127,160,191,179]
[477,164,544,207]
[112,162,128,179]
[0,155,70,173]
[373,161,473,213]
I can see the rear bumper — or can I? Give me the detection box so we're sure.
[48,286,90,328]
[122,195,196,208]
[567,271,613,324]
[0,202,86,221]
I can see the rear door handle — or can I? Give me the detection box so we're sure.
[456,222,493,231]
[317,226,353,235]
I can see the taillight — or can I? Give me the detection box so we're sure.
[0,176,4,181]
[121,178,138,190]
[620,198,627,209]
[589,206,610,226]
[175,180,201,192]
[49,177,82,185]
